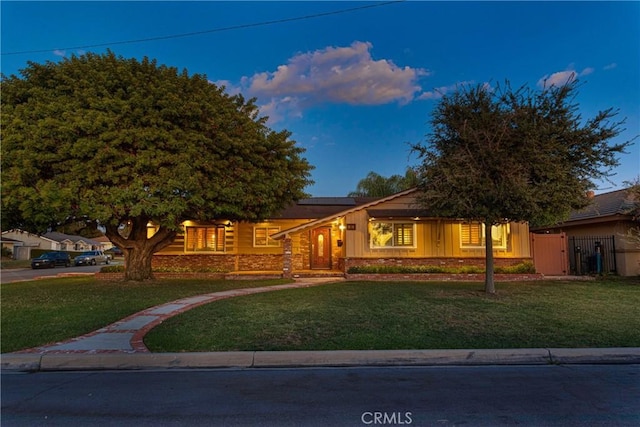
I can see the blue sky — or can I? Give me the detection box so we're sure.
[2,1,639,196]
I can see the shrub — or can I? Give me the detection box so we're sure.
[347,262,535,275]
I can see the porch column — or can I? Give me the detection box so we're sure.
[282,235,293,279]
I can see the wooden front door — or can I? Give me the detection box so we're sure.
[311,227,331,269]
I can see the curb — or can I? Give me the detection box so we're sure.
[3,348,639,372]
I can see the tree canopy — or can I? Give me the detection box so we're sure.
[1,51,313,280]
[411,79,631,293]
[348,168,419,197]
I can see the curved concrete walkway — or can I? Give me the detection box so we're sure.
[14,277,343,355]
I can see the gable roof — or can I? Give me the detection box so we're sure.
[271,188,419,239]
[568,188,636,222]
[273,197,380,220]
[43,231,101,246]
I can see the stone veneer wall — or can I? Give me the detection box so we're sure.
[152,253,287,272]
[152,254,236,271]
[237,254,283,271]
[344,257,532,270]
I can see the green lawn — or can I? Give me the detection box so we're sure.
[0,277,291,353]
[145,278,640,352]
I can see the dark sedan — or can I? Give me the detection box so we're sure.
[30,252,71,269]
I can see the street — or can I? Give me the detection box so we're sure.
[0,262,121,284]
[2,365,639,426]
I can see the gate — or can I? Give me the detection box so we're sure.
[568,235,617,275]
[530,233,568,275]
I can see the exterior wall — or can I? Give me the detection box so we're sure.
[154,219,314,272]
[343,209,531,259]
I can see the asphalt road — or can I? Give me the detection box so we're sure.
[0,262,121,284]
[2,365,639,426]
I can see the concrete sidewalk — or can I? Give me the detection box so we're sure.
[2,276,639,372]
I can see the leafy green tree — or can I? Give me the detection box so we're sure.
[411,80,631,293]
[1,52,313,280]
[348,168,419,197]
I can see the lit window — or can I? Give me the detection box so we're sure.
[185,227,225,252]
[460,222,509,249]
[370,222,415,248]
[254,226,280,247]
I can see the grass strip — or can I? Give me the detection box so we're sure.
[0,277,291,353]
[145,278,640,352]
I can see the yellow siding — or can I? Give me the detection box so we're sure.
[344,197,531,259]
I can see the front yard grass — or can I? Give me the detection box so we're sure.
[0,277,291,353]
[145,277,640,352]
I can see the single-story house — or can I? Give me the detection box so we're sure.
[1,230,105,260]
[532,188,639,276]
[153,188,532,276]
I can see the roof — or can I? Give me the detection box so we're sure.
[367,208,432,219]
[273,197,380,219]
[271,188,420,239]
[568,188,637,222]
[43,232,101,246]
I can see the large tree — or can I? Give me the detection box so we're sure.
[1,52,313,280]
[411,80,631,293]
[348,168,419,197]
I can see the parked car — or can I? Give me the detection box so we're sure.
[31,251,71,269]
[74,250,110,266]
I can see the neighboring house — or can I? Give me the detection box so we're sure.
[42,232,102,252]
[532,188,640,276]
[153,188,532,276]
[1,230,104,259]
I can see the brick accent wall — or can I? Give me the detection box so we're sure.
[152,253,284,272]
[344,257,532,270]
[152,254,236,271]
[237,254,283,271]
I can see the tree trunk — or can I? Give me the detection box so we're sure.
[123,245,155,281]
[484,221,496,294]
[104,218,177,282]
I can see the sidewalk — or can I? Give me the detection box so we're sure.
[2,277,639,372]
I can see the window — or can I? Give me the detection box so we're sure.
[460,222,509,249]
[185,227,225,252]
[254,226,280,247]
[370,222,415,248]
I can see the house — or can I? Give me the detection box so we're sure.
[1,230,105,260]
[153,189,532,276]
[41,232,103,252]
[532,188,639,276]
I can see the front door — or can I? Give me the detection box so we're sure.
[311,227,331,269]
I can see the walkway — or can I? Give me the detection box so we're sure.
[16,277,343,355]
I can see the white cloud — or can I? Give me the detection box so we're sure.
[245,41,428,110]
[258,96,304,125]
[604,63,617,70]
[537,67,594,88]
[53,50,66,57]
